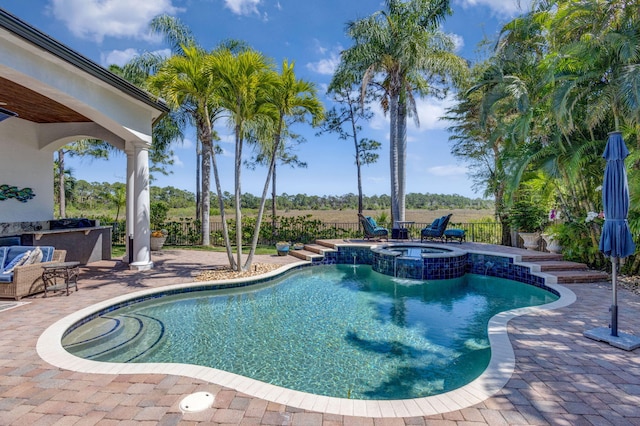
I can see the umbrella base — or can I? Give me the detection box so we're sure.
[584,327,640,351]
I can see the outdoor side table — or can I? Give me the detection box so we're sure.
[42,261,80,297]
[396,221,415,240]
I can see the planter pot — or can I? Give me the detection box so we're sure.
[275,243,290,256]
[150,236,166,251]
[542,234,562,254]
[519,232,540,250]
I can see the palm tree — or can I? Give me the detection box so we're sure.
[332,0,468,227]
[148,45,223,247]
[206,49,276,271]
[243,60,324,269]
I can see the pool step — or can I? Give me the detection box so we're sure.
[62,313,165,362]
[544,268,610,284]
[288,244,336,262]
[537,260,589,271]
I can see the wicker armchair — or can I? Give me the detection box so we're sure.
[0,249,66,300]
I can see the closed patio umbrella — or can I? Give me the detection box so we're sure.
[585,131,639,350]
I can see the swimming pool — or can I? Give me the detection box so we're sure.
[61,264,558,400]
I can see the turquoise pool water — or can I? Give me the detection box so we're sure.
[63,265,558,400]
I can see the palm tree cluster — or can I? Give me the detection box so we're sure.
[331,0,468,227]
[447,0,640,271]
[136,16,324,272]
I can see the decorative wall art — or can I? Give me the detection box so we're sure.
[0,185,35,202]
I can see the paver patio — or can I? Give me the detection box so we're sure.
[1,245,639,425]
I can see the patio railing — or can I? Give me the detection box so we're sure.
[109,220,503,246]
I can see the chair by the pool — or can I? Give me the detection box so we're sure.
[420,214,452,242]
[358,214,389,241]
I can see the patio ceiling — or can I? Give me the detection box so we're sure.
[0,75,90,123]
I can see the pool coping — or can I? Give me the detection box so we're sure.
[37,255,576,418]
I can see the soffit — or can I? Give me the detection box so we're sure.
[0,76,90,123]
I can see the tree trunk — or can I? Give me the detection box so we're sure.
[389,92,400,228]
[235,125,244,271]
[351,104,364,215]
[196,139,201,226]
[209,141,236,269]
[200,143,211,246]
[57,149,66,219]
[245,118,284,270]
[271,164,277,239]
[397,101,407,223]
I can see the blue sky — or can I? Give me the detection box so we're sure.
[1,0,528,198]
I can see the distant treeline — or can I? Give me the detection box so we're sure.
[69,180,493,212]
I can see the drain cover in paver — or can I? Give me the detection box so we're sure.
[179,391,214,413]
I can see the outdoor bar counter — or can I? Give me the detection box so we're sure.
[21,223,112,265]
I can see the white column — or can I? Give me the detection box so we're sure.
[124,145,135,264]
[129,141,153,271]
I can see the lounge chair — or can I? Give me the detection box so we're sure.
[420,214,452,242]
[358,214,389,241]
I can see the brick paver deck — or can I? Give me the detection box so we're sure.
[1,245,639,425]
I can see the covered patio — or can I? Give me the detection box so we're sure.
[0,9,168,270]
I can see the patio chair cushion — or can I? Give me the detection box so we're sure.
[1,250,30,274]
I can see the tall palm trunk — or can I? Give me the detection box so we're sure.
[397,101,407,223]
[389,91,400,227]
[271,165,277,238]
[200,139,211,246]
[195,139,201,225]
[197,112,213,247]
[209,142,236,268]
[57,149,66,218]
[246,118,284,269]
[234,125,244,271]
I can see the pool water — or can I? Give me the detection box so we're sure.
[63,265,558,400]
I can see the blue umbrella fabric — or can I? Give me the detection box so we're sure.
[598,131,636,338]
[599,131,636,258]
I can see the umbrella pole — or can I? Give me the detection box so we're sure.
[611,256,619,337]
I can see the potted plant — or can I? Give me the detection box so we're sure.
[150,229,168,251]
[275,241,290,256]
[508,195,547,250]
[542,209,562,254]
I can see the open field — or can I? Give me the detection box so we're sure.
[208,208,495,224]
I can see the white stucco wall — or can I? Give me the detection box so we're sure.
[0,118,54,222]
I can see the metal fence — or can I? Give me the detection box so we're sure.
[109,220,503,246]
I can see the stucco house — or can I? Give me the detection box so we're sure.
[0,8,169,270]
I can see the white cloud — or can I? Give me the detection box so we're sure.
[448,33,465,53]
[455,0,531,17]
[171,154,184,167]
[307,42,342,75]
[369,95,454,132]
[224,0,261,16]
[427,165,468,177]
[101,48,138,67]
[307,55,340,75]
[51,0,180,42]
[101,48,171,67]
[171,137,193,151]
[410,95,455,132]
